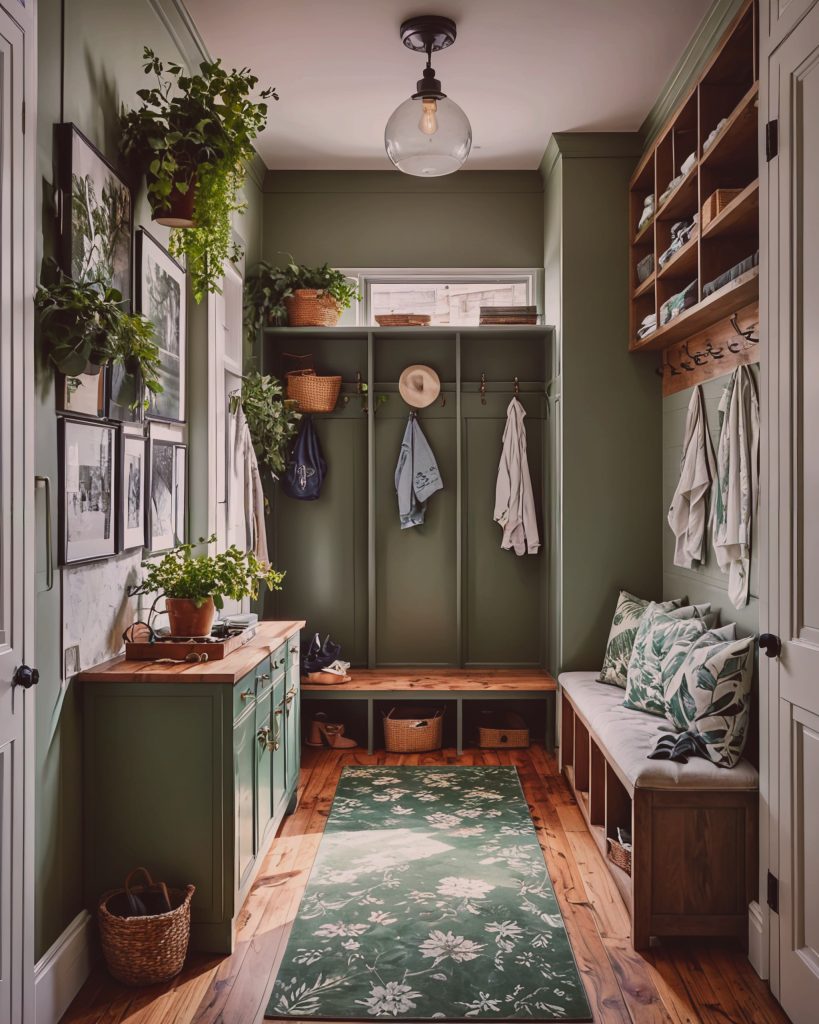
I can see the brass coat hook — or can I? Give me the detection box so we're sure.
[706,339,724,359]
[480,372,487,405]
[513,376,520,396]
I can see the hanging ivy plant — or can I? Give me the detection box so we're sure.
[120,47,277,302]
[244,257,362,338]
[233,370,301,477]
[35,261,163,408]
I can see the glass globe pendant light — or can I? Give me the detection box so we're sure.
[385,16,472,177]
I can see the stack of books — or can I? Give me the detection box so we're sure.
[479,305,538,325]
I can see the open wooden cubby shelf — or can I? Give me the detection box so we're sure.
[629,0,759,354]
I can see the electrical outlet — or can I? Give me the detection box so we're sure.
[64,644,80,678]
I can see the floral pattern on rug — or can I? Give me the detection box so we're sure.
[267,766,591,1022]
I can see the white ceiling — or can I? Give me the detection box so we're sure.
[184,0,712,171]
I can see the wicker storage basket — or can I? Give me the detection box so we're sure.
[702,188,743,228]
[286,369,342,413]
[606,837,632,876]
[98,867,195,987]
[284,289,341,327]
[383,705,444,753]
[374,314,431,327]
[478,710,530,749]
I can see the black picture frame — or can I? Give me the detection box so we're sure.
[58,416,118,565]
[55,370,106,419]
[146,430,187,553]
[137,228,187,423]
[118,425,147,553]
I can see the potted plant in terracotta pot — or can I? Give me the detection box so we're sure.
[133,535,284,637]
[244,257,361,332]
[35,262,163,409]
[120,48,277,301]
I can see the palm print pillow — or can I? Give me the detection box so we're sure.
[624,606,708,716]
[599,592,683,687]
[662,632,754,767]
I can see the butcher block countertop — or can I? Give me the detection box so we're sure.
[76,620,305,685]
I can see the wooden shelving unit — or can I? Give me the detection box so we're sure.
[629,0,760,378]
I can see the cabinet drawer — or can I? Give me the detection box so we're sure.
[233,672,256,720]
[255,656,273,699]
[270,642,288,685]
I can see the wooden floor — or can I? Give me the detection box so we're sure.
[61,745,789,1024]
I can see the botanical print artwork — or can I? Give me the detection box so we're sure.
[119,430,146,552]
[268,767,591,1022]
[149,439,176,551]
[61,419,116,564]
[174,444,187,545]
[138,230,186,422]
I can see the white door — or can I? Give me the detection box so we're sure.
[770,3,819,1020]
[0,4,35,1022]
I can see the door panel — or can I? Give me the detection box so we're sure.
[271,678,287,816]
[285,669,300,796]
[233,709,256,891]
[255,688,273,846]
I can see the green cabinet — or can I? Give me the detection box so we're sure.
[82,624,303,953]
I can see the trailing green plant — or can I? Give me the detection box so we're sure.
[35,262,163,407]
[133,534,284,609]
[244,256,362,336]
[232,370,301,477]
[120,47,277,302]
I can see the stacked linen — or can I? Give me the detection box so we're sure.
[703,250,759,297]
[637,311,657,339]
[658,214,698,268]
[637,193,655,231]
[660,279,698,325]
[703,117,727,153]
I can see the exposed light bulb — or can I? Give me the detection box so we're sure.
[419,97,438,136]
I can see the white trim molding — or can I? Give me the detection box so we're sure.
[34,911,94,1024]
[748,900,769,980]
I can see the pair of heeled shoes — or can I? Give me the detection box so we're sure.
[306,712,357,749]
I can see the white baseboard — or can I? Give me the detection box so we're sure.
[748,900,768,980]
[34,910,94,1024]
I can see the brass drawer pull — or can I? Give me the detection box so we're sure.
[239,688,254,702]
[285,685,298,709]
[258,671,270,682]
[257,725,274,751]
[289,645,299,654]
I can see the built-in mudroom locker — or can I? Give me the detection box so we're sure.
[263,325,551,669]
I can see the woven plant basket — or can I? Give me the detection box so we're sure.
[606,837,632,876]
[478,710,530,749]
[383,705,444,753]
[286,369,342,413]
[702,188,743,228]
[284,289,341,327]
[98,867,195,987]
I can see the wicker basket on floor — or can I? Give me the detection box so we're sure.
[606,837,632,876]
[98,867,195,987]
[478,710,530,749]
[286,369,342,413]
[284,289,341,327]
[383,705,444,752]
[702,188,743,228]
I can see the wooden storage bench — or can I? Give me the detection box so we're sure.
[559,672,758,949]
[303,668,558,754]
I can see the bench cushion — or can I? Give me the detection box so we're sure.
[559,672,758,791]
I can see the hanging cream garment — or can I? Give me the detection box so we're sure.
[667,385,716,568]
[228,403,269,562]
[712,366,759,608]
[494,397,540,556]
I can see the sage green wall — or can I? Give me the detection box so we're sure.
[540,134,662,672]
[34,0,264,959]
[262,171,544,268]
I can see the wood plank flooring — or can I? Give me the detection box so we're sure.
[60,746,789,1024]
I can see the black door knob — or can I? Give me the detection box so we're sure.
[12,664,39,688]
[759,634,782,658]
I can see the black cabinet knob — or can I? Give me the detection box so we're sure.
[759,634,782,658]
[13,665,39,689]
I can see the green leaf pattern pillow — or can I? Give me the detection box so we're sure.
[623,606,708,716]
[663,633,754,767]
[598,592,682,688]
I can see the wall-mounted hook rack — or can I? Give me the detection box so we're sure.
[480,372,487,405]
[513,376,520,396]
[658,302,760,396]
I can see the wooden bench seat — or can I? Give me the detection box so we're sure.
[302,668,557,754]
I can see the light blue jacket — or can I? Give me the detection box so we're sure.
[395,412,443,529]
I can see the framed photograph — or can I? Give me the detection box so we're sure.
[118,426,147,552]
[56,370,105,419]
[58,417,117,565]
[137,229,187,422]
[147,435,176,552]
[174,444,187,545]
[56,123,132,298]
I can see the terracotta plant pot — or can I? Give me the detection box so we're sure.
[151,179,197,228]
[165,596,216,638]
[284,289,341,327]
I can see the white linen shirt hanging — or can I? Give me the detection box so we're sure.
[494,396,540,556]
[668,385,716,568]
[228,403,269,562]
[712,365,759,608]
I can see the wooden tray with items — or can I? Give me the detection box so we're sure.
[124,624,258,662]
[374,314,431,326]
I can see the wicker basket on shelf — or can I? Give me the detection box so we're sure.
[478,710,530,749]
[98,867,195,987]
[284,289,341,327]
[383,706,444,753]
[286,369,342,413]
[606,837,632,876]
[702,188,743,228]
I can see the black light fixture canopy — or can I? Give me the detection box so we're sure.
[399,15,457,53]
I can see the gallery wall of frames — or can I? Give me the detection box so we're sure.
[54,123,188,566]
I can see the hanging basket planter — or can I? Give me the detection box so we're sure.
[284,289,342,328]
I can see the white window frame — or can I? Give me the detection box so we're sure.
[336,268,543,327]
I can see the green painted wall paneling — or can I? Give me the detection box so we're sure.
[540,133,663,673]
[265,327,551,669]
[262,171,544,269]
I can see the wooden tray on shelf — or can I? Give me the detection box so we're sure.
[125,626,258,662]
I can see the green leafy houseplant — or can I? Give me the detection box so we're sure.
[233,371,301,477]
[120,48,277,302]
[244,257,362,335]
[133,535,284,637]
[35,263,163,408]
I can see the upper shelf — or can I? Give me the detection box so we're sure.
[264,325,555,341]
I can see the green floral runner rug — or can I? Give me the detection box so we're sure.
[266,766,591,1022]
